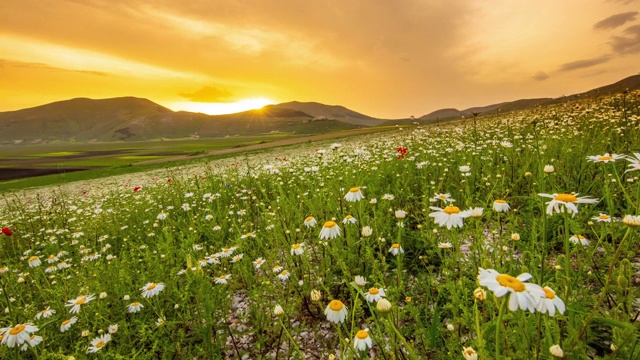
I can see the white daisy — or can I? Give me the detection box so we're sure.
[253,258,265,269]
[365,287,386,303]
[319,221,342,240]
[538,193,598,216]
[477,268,545,312]
[34,307,56,320]
[344,187,364,202]
[429,205,472,229]
[591,213,612,222]
[569,234,590,246]
[291,243,305,256]
[215,274,231,284]
[536,286,566,316]
[342,215,357,224]
[0,323,39,348]
[277,270,290,281]
[388,243,404,256]
[140,282,165,298]
[431,193,455,203]
[60,317,78,332]
[353,329,373,351]
[87,333,111,353]
[324,300,348,323]
[303,216,317,228]
[128,302,144,313]
[65,294,96,314]
[493,199,510,212]
[587,153,624,163]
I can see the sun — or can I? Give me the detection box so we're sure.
[168,97,276,115]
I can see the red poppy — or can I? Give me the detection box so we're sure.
[2,227,12,236]
[397,147,408,159]
[133,186,142,192]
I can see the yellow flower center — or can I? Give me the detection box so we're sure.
[574,235,584,239]
[349,187,360,193]
[438,195,446,199]
[598,155,613,161]
[147,283,157,290]
[245,232,253,237]
[392,243,400,249]
[599,214,609,219]
[495,199,506,203]
[496,274,526,292]
[305,216,314,222]
[324,221,337,228]
[542,287,555,299]
[75,297,87,305]
[62,319,71,326]
[132,302,140,306]
[219,275,227,279]
[346,215,353,219]
[9,324,26,335]
[48,255,56,260]
[28,256,39,262]
[329,300,344,311]
[256,259,263,264]
[96,340,106,348]
[281,270,288,276]
[443,205,461,214]
[554,193,577,203]
[465,349,475,356]
[368,288,379,295]
[292,243,301,249]
[356,330,369,340]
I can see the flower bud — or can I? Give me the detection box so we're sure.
[376,298,392,313]
[473,288,486,301]
[310,289,321,302]
[549,344,564,358]
[99,292,107,299]
[543,165,554,173]
[273,304,284,316]
[511,233,520,241]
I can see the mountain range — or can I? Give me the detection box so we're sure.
[1,75,638,144]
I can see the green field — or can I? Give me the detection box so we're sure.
[0,95,638,359]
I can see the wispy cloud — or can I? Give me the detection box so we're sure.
[532,71,550,81]
[594,11,638,30]
[559,56,612,71]
[610,24,640,54]
[0,58,109,76]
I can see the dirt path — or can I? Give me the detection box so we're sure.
[133,128,394,166]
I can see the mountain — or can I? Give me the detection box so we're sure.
[419,74,640,121]
[266,101,386,126]
[0,97,364,143]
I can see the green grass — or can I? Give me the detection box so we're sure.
[0,95,638,358]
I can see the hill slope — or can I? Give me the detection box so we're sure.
[267,101,386,126]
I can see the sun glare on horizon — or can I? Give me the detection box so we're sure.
[168,97,276,115]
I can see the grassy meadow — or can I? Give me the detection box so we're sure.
[0,93,639,359]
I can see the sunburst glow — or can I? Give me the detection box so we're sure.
[168,97,276,115]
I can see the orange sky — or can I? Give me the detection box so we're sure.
[1,0,639,118]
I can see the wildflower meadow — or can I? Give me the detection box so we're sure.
[1,93,639,359]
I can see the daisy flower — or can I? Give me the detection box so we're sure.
[231,254,244,263]
[344,187,364,202]
[536,286,566,316]
[47,255,59,264]
[240,232,256,239]
[365,287,386,303]
[324,300,348,323]
[388,243,404,256]
[624,153,640,173]
[319,221,342,239]
[66,294,96,314]
[469,207,484,218]
[303,216,317,228]
[342,215,357,224]
[291,243,304,255]
[394,210,406,220]
[0,323,39,348]
[0,265,8,274]
[35,307,56,320]
[87,333,111,353]
[215,274,231,284]
[28,256,41,268]
[128,302,144,313]
[569,234,589,246]
[22,334,43,351]
[438,242,453,249]
[354,275,367,287]
[272,265,283,273]
[277,270,290,281]
[622,215,640,227]
[253,257,265,269]
[538,193,598,216]
[60,317,77,332]
[587,153,624,163]
[592,213,612,222]
[381,194,394,201]
[219,247,237,258]
[462,347,478,360]
[429,205,472,229]
[493,199,510,212]
[431,193,455,203]
[353,329,373,351]
[141,282,165,298]
[477,268,545,312]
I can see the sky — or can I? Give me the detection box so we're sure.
[1,0,639,118]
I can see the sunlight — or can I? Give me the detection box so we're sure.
[168,97,276,115]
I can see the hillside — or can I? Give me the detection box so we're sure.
[266,101,387,126]
[419,74,640,121]
[0,97,361,143]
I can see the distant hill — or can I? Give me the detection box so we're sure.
[267,101,386,126]
[0,97,363,143]
[419,74,640,121]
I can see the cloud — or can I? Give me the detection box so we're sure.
[610,24,640,54]
[594,11,638,30]
[0,58,109,76]
[559,56,612,71]
[532,71,550,81]
[179,86,233,102]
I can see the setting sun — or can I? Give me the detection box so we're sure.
[167,97,276,115]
